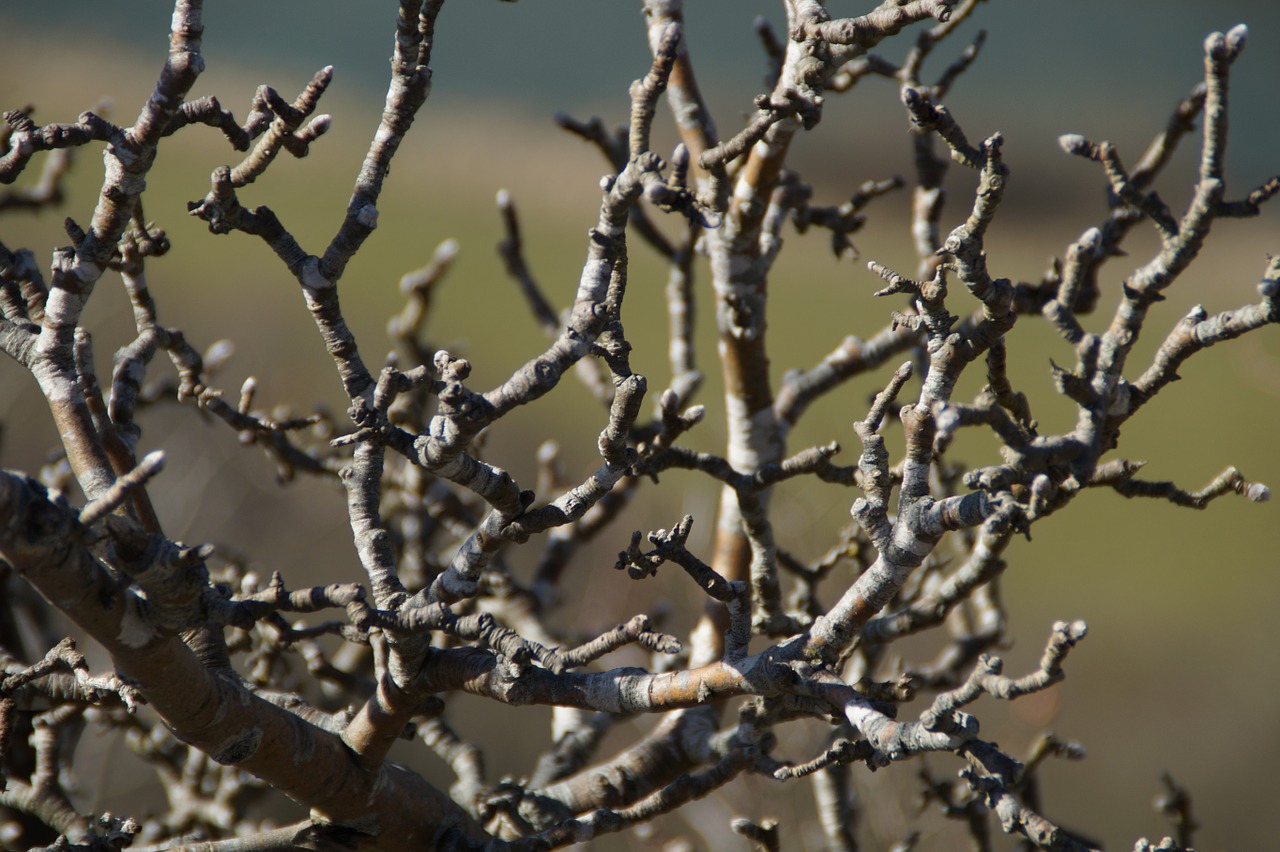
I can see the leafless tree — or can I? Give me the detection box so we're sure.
[1,1,1276,850]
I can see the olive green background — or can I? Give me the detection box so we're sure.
[2,2,1278,849]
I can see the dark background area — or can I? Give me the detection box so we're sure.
[2,2,1278,849]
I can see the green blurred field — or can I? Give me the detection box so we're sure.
[3,5,1279,850]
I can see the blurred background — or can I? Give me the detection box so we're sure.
[2,2,1278,850]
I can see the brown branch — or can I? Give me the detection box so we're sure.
[0,470,482,847]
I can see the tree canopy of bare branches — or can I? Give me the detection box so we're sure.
[1,1,1277,850]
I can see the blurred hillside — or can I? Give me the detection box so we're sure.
[2,2,1279,850]
[4,0,1279,207]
